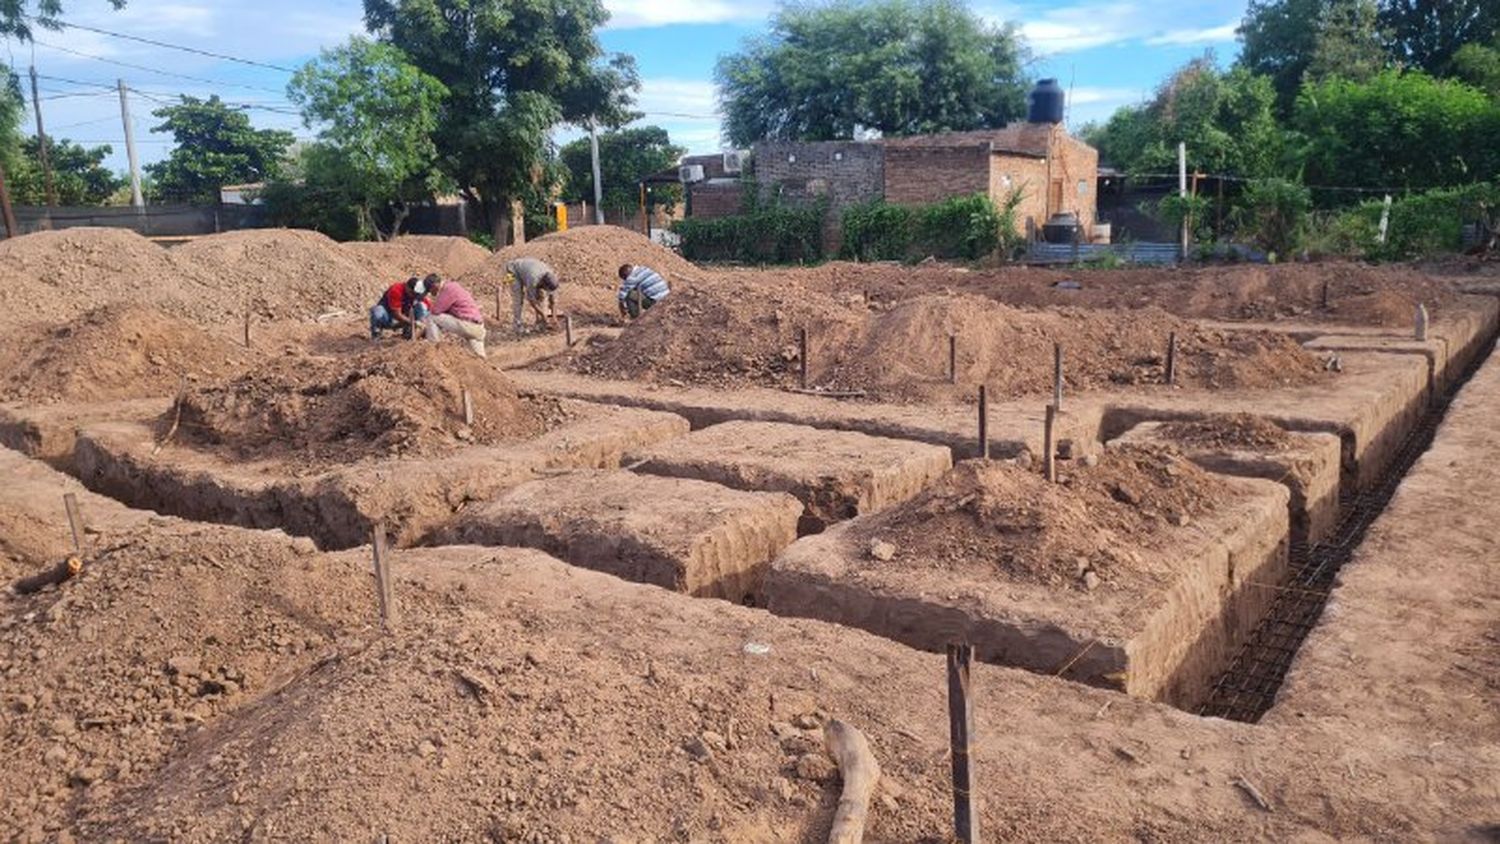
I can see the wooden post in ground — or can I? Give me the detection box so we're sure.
[1044,405,1058,483]
[1052,343,1063,411]
[1165,332,1178,386]
[1415,304,1429,342]
[947,643,978,843]
[371,524,396,629]
[799,327,809,390]
[977,386,989,460]
[63,493,83,555]
[495,287,503,324]
[462,389,474,427]
[564,314,574,348]
[1320,280,1329,309]
[948,335,958,384]
[242,307,251,348]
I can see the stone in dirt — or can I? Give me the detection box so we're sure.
[868,539,897,561]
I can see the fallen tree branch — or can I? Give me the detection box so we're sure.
[824,718,881,844]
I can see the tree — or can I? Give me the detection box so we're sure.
[1453,39,1500,99]
[145,95,295,203]
[716,0,1029,146]
[1296,70,1500,190]
[288,37,449,240]
[0,0,125,40]
[11,136,121,204]
[1378,0,1500,75]
[362,0,639,244]
[261,143,365,241]
[1084,56,1289,179]
[558,126,683,213]
[1239,0,1389,113]
[1307,0,1387,84]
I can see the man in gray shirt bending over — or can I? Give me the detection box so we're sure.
[506,257,561,334]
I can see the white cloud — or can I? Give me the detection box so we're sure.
[100,3,219,38]
[604,0,774,29]
[1068,86,1140,107]
[1145,21,1239,47]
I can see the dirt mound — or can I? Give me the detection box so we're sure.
[1158,413,1295,452]
[174,229,385,322]
[462,226,707,323]
[570,279,866,387]
[0,228,229,330]
[341,236,490,282]
[857,448,1227,590]
[0,304,252,405]
[340,240,428,281]
[177,344,562,462]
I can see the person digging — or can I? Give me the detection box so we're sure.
[616,263,670,322]
[423,273,488,358]
[506,257,561,335]
[369,276,430,341]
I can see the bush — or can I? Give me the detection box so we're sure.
[1148,193,1212,244]
[1376,183,1499,260]
[916,194,1003,260]
[673,192,826,264]
[841,201,915,261]
[841,193,1017,262]
[1236,178,1311,258]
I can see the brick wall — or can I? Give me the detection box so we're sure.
[686,180,743,219]
[987,126,1099,237]
[883,145,990,204]
[753,141,884,254]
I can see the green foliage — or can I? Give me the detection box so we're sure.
[145,95,295,204]
[288,37,449,240]
[11,136,122,205]
[1302,206,1381,256]
[467,230,496,251]
[673,190,825,264]
[1236,178,1312,256]
[1378,0,1500,75]
[260,144,364,240]
[841,193,1017,262]
[1085,57,1289,179]
[716,0,1028,146]
[1149,193,1213,243]
[1372,183,1500,259]
[558,126,683,213]
[1453,40,1500,99]
[1238,0,1389,113]
[1306,0,1386,85]
[1295,70,1500,191]
[0,0,126,40]
[363,0,638,242]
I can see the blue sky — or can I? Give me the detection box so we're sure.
[17,0,1250,174]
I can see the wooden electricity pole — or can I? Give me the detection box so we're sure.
[117,80,144,209]
[0,161,19,238]
[28,66,56,207]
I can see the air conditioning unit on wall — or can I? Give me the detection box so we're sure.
[678,164,705,183]
[722,150,749,174]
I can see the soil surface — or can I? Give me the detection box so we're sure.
[175,344,565,463]
[1157,413,1296,452]
[0,305,253,405]
[342,235,491,282]
[172,229,385,322]
[566,288,1329,400]
[855,448,1228,591]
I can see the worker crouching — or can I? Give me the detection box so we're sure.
[617,263,669,321]
[423,273,488,358]
[370,276,430,341]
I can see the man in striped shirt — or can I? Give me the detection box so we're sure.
[617,263,670,320]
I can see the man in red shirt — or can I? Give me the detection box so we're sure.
[370,276,430,341]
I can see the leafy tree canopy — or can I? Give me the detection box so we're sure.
[12,136,122,204]
[288,37,450,239]
[558,125,683,212]
[362,0,639,242]
[716,0,1029,147]
[1452,39,1500,99]
[0,0,125,39]
[145,95,295,203]
[1378,0,1500,75]
[1238,0,1389,114]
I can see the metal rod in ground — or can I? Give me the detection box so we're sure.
[564,313,574,348]
[1166,331,1178,386]
[978,385,989,459]
[462,389,474,426]
[948,335,958,384]
[1044,404,1058,482]
[947,643,979,843]
[799,327,809,389]
[1052,343,1063,411]
[371,524,395,629]
[63,493,83,555]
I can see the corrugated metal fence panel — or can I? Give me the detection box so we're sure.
[11,204,269,237]
[1026,241,1181,265]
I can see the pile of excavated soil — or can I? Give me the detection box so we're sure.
[462,226,706,322]
[569,289,1327,398]
[0,228,229,330]
[0,304,252,405]
[341,236,491,282]
[173,229,385,322]
[856,448,1227,591]
[1158,413,1295,452]
[177,344,564,462]
[569,280,866,387]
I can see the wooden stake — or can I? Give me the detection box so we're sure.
[63,493,83,555]
[242,307,251,348]
[1165,332,1178,386]
[977,385,989,460]
[462,389,474,427]
[371,524,395,629]
[1320,279,1329,309]
[948,335,957,384]
[1044,404,1058,483]
[564,313,574,348]
[825,719,881,844]
[1052,343,1063,411]
[947,643,979,842]
[495,287,503,322]
[1414,303,1429,342]
[799,327,809,389]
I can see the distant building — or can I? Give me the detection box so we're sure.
[219,183,264,205]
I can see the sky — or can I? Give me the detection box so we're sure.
[15,0,1251,175]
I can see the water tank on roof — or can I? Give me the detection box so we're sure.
[1028,78,1065,124]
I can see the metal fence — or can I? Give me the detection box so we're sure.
[10,203,268,238]
[1026,241,1181,265]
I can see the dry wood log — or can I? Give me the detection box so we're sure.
[824,718,881,844]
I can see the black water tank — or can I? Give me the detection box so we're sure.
[1028,78,1065,124]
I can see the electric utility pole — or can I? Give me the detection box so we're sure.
[117,79,144,208]
[589,123,604,225]
[29,66,56,206]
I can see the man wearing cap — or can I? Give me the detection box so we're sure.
[370,276,430,341]
[423,273,488,357]
[507,257,561,334]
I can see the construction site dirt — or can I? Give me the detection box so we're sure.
[2,225,1498,841]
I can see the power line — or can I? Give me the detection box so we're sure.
[32,38,288,95]
[57,22,299,73]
